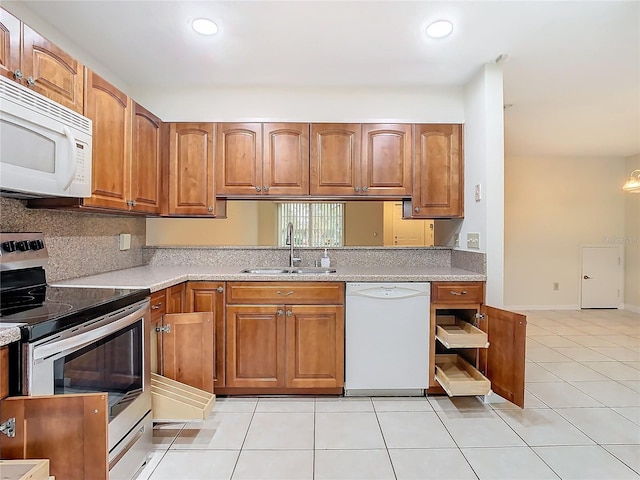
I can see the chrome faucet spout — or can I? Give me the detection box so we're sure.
[286,222,301,267]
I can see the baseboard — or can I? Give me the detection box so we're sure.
[624,304,640,313]
[503,304,580,311]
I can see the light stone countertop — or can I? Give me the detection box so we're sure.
[51,264,486,292]
[1,265,485,347]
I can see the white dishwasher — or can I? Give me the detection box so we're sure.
[345,282,430,396]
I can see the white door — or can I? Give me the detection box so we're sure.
[581,246,622,308]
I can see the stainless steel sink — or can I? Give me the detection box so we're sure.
[240,268,292,274]
[291,267,337,274]
[240,267,336,274]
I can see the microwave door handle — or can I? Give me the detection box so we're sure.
[59,126,78,191]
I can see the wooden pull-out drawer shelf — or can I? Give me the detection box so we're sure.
[0,459,51,480]
[151,373,215,422]
[436,315,488,348]
[435,354,491,397]
[226,282,344,305]
[431,282,484,304]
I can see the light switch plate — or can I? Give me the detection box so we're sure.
[467,233,480,249]
[119,233,131,251]
[475,184,482,202]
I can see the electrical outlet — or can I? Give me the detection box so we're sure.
[553,282,559,291]
[453,233,460,247]
[467,233,480,249]
[119,233,131,251]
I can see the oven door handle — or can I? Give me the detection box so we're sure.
[32,303,147,363]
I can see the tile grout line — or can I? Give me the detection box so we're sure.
[228,398,259,480]
[370,399,398,480]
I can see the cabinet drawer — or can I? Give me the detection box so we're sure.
[150,290,167,322]
[431,282,484,304]
[226,282,344,305]
[435,315,488,349]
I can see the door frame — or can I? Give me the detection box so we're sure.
[579,244,624,309]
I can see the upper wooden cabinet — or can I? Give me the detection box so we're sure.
[167,123,216,216]
[411,124,463,218]
[0,8,84,113]
[0,8,21,81]
[216,122,310,196]
[83,70,131,211]
[131,102,162,214]
[311,123,412,197]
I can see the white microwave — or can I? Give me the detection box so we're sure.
[0,75,92,198]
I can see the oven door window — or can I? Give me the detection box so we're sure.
[53,321,142,421]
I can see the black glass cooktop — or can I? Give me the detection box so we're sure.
[0,285,150,342]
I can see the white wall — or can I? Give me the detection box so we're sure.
[461,64,505,306]
[625,154,640,312]
[504,156,627,310]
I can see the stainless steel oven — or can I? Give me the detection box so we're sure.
[27,299,152,478]
[0,232,152,479]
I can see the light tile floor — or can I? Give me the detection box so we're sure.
[136,309,640,480]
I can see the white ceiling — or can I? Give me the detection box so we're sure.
[14,0,640,158]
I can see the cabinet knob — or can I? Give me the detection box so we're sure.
[216,286,224,293]
[276,309,283,315]
[131,200,137,207]
[414,207,420,213]
[286,310,293,317]
[255,186,262,192]
[354,186,360,192]
[263,186,269,192]
[208,206,213,212]
[362,186,368,192]
[13,69,23,80]
[26,76,36,86]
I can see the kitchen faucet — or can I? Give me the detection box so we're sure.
[286,222,302,268]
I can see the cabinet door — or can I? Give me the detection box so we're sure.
[0,345,8,399]
[167,283,185,314]
[0,393,108,480]
[131,102,161,214]
[84,70,131,211]
[310,123,361,196]
[263,123,310,196]
[149,290,166,375]
[22,24,84,113]
[361,124,412,196]
[186,282,225,388]
[168,123,216,215]
[412,124,463,218]
[162,312,214,393]
[478,306,527,408]
[0,8,21,81]
[216,123,262,196]
[226,305,285,388]
[285,305,344,388]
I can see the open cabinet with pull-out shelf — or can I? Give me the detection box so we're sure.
[149,283,216,422]
[429,282,527,408]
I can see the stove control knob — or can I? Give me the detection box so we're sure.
[30,240,45,250]
[16,240,30,251]
[1,241,16,252]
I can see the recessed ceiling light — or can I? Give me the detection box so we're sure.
[192,18,218,36]
[425,20,453,39]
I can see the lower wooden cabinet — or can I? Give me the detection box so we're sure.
[429,282,527,408]
[151,282,218,394]
[223,281,345,394]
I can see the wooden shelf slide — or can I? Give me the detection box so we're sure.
[435,354,491,397]
[151,373,215,422]
[435,315,489,348]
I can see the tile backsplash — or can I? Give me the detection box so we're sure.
[0,197,145,281]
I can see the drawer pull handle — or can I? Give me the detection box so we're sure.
[276,291,294,296]
[450,291,467,296]
[151,302,163,310]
